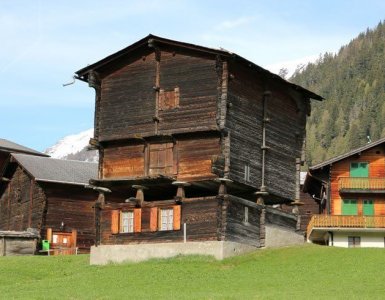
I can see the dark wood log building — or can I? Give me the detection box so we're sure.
[75,35,322,261]
[0,154,98,253]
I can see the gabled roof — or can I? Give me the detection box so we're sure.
[0,139,48,157]
[10,153,97,186]
[75,34,323,101]
[310,136,385,170]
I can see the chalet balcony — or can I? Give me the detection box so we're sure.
[338,177,385,193]
[307,214,385,241]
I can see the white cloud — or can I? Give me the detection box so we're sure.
[215,16,253,30]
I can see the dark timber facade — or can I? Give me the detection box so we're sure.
[76,35,322,258]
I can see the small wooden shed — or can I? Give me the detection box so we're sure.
[0,229,39,256]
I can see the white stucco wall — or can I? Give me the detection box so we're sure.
[331,232,385,248]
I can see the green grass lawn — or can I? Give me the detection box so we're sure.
[1,244,385,299]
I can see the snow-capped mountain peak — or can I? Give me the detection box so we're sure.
[44,129,98,162]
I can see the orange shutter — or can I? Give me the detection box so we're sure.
[134,208,142,233]
[111,210,119,234]
[173,205,181,230]
[150,207,158,232]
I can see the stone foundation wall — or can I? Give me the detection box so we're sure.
[90,241,258,265]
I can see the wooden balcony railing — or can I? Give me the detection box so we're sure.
[307,215,385,239]
[338,177,385,191]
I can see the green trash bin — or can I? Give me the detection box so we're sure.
[42,240,50,251]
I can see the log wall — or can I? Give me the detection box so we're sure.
[102,143,145,178]
[98,50,218,143]
[158,51,218,134]
[99,52,156,141]
[224,195,263,247]
[42,183,97,253]
[100,135,221,181]
[176,136,220,181]
[100,197,219,245]
[226,62,306,201]
[330,145,385,215]
[0,167,45,231]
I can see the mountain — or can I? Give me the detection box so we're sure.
[44,128,98,162]
[290,21,385,167]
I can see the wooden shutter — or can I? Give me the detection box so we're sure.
[150,207,158,232]
[173,205,181,230]
[165,143,174,174]
[149,143,174,175]
[159,87,179,110]
[134,208,142,233]
[111,210,119,234]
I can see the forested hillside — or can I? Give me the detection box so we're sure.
[291,21,385,166]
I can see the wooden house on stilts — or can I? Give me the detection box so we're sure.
[75,35,323,264]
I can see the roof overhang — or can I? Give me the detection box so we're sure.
[310,137,385,171]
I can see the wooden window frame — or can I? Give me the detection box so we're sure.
[111,208,142,235]
[120,211,134,233]
[159,207,174,231]
[156,205,181,232]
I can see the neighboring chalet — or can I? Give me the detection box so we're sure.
[305,137,385,247]
[75,35,323,264]
[0,154,98,254]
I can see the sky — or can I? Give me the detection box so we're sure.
[1,0,385,152]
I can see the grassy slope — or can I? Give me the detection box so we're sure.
[1,245,385,299]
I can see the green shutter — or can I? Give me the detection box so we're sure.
[363,200,374,216]
[342,199,358,215]
[350,162,369,177]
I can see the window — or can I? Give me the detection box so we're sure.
[244,164,250,182]
[120,211,134,233]
[111,208,141,234]
[342,199,358,215]
[147,143,175,176]
[243,206,249,224]
[348,236,361,248]
[159,87,180,110]
[350,162,368,177]
[160,208,174,231]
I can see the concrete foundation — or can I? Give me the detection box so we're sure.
[265,224,304,248]
[90,241,258,265]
